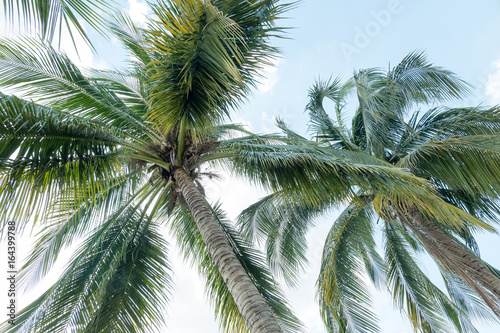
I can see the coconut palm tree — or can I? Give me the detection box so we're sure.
[239,52,500,332]
[0,1,305,332]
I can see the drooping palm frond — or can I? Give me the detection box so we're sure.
[0,94,131,226]
[318,202,380,333]
[169,203,304,333]
[17,168,147,291]
[238,191,323,286]
[1,206,172,333]
[0,38,157,139]
[406,135,500,195]
[396,107,500,200]
[220,140,495,237]
[441,271,498,327]
[401,211,500,317]
[219,141,425,203]
[437,188,500,228]
[2,0,115,47]
[395,107,500,155]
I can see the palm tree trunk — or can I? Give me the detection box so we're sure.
[174,167,283,333]
[403,207,500,316]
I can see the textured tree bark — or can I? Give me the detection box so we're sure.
[174,167,283,333]
[404,207,500,315]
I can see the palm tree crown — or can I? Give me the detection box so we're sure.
[239,52,500,333]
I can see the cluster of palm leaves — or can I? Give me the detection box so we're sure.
[1,1,500,333]
[240,53,500,332]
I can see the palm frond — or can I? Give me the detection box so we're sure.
[384,222,451,333]
[90,68,149,118]
[2,0,114,47]
[353,68,399,157]
[1,206,172,333]
[395,106,500,218]
[0,94,129,226]
[238,192,322,286]
[395,106,500,158]
[318,202,379,333]
[275,118,311,144]
[219,142,435,205]
[17,167,146,290]
[109,12,153,67]
[442,271,498,326]
[401,211,500,316]
[387,51,471,108]
[306,77,357,150]
[0,38,156,138]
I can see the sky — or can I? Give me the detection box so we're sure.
[2,0,500,332]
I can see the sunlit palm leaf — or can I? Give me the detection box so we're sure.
[17,168,146,290]
[318,202,379,333]
[0,38,155,138]
[1,206,172,333]
[238,191,323,286]
[3,0,114,47]
[0,94,128,226]
[146,0,288,134]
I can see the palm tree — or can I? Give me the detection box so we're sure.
[0,1,305,332]
[239,52,500,332]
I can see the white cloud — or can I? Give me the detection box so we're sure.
[128,0,150,27]
[57,21,94,70]
[485,60,500,103]
[260,112,277,133]
[257,58,281,93]
[231,116,254,132]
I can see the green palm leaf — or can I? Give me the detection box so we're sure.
[238,192,322,286]
[0,38,155,138]
[1,206,172,333]
[0,94,128,225]
[387,51,471,107]
[3,0,115,47]
[146,0,288,134]
[318,202,379,333]
[385,223,453,333]
[17,168,146,291]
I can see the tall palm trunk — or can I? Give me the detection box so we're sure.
[174,167,283,333]
[403,207,500,315]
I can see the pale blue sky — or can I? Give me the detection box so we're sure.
[2,0,500,332]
